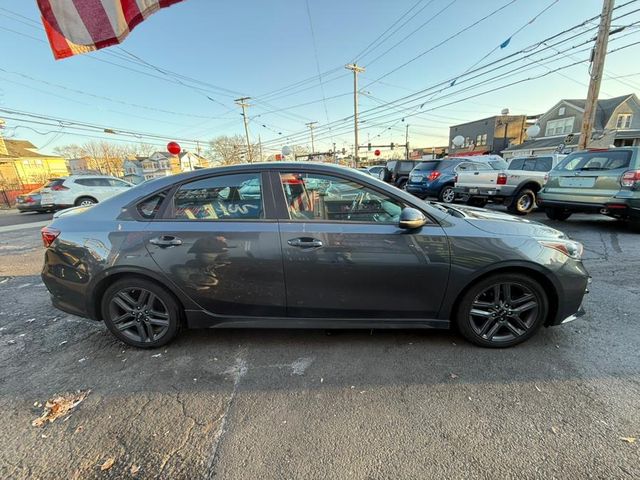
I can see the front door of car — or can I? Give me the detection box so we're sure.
[271,170,450,319]
[144,171,286,317]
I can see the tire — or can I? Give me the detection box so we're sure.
[466,197,488,208]
[101,277,182,348]
[455,273,548,348]
[628,219,640,233]
[545,207,572,221]
[507,189,536,215]
[438,185,456,203]
[75,196,98,207]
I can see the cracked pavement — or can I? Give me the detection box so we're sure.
[0,210,638,479]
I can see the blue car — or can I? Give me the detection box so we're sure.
[405,159,468,202]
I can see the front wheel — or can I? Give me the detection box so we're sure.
[545,207,572,221]
[101,278,182,348]
[507,189,536,215]
[455,273,548,348]
[438,185,456,203]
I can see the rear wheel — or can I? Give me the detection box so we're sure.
[438,185,456,203]
[75,196,97,207]
[456,273,548,348]
[101,278,182,348]
[545,207,572,221]
[466,197,488,208]
[507,189,536,215]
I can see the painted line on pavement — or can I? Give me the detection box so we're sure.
[0,220,50,233]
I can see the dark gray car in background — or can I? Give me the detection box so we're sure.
[40,163,589,349]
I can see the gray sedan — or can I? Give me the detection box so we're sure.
[40,162,589,348]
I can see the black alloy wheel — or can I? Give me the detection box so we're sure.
[456,274,548,347]
[102,278,181,348]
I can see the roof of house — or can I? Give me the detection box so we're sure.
[503,134,580,153]
[562,94,635,130]
[0,139,52,159]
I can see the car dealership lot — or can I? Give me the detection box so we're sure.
[0,210,638,479]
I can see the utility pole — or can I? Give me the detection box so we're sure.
[578,0,614,150]
[258,135,264,162]
[405,124,410,160]
[346,63,365,167]
[305,121,318,155]
[235,97,253,163]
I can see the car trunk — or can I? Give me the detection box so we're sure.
[545,150,632,203]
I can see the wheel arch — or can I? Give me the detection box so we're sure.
[88,267,191,321]
[74,195,98,206]
[514,181,542,195]
[443,264,559,327]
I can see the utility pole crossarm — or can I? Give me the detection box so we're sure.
[578,0,614,150]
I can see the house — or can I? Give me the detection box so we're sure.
[0,137,68,190]
[502,94,640,159]
[122,151,211,184]
[449,115,529,156]
[67,157,100,175]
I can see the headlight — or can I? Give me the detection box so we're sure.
[538,239,584,259]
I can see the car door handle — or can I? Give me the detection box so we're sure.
[473,172,480,175]
[288,237,323,248]
[149,235,183,247]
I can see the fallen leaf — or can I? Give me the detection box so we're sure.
[74,425,84,434]
[151,353,162,358]
[130,464,140,475]
[450,373,459,379]
[535,385,541,392]
[7,340,16,345]
[41,434,48,439]
[31,390,91,427]
[26,318,35,323]
[619,436,636,443]
[551,426,558,434]
[59,341,67,346]
[320,378,324,383]
[100,458,115,471]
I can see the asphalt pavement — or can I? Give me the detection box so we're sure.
[0,210,54,228]
[0,210,638,479]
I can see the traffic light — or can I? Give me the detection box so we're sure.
[367,143,372,151]
[390,142,395,150]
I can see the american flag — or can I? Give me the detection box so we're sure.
[36,0,185,60]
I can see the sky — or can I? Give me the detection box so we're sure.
[1,0,639,157]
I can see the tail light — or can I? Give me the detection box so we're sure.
[25,196,35,204]
[41,227,60,247]
[50,184,69,191]
[497,173,507,185]
[621,170,640,187]
[427,170,441,181]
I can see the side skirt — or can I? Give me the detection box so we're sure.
[185,310,450,330]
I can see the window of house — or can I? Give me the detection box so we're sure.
[481,133,487,145]
[545,117,574,136]
[279,172,405,223]
[616,114,632,129]
[558,107,565,115]
[476,134,482,146]
[171,173,263,220]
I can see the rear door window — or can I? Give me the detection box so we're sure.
[534,157,553,172]
[556,151,632,171]
[170,173,263,220]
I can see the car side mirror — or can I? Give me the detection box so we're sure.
[399,207,427,229]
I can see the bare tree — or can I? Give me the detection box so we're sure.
[53,144,84,159]
[207,135,260,166]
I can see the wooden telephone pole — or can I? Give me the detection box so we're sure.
[235,97,253,163]
[346,63,365,167]
[578,0,614,150]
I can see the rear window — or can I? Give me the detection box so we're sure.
[535,157,553,172]
[509,158,525,170]
[556,150,631,171]
[44,179,66,188]
[413,161,440,171]
[397,161,416,173]
[489,160,508,170]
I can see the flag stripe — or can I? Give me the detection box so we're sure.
[71,0,117,45]
[37,0,184,60]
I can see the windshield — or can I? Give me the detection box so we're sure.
[555,151,631,171]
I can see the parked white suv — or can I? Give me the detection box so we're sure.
[40,175,134,209]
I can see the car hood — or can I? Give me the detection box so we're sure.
[453,205,567,239]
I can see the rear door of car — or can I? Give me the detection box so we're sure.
[143,171,286,318]
[545,150,633,203]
